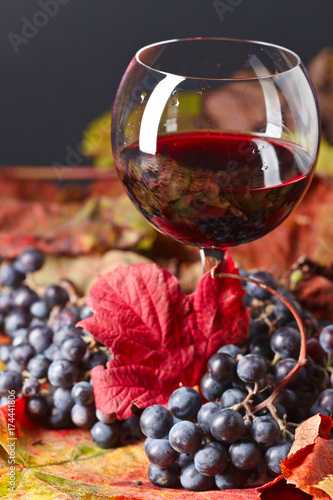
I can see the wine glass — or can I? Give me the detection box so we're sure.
[111,38,320,273]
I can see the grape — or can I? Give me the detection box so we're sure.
[12,328,29,346]
[4,310,29,336]
[215,463,247,490]
[90,421,120,448]
[236,354,267,383]
[197,402,220,435]
[44,343,62,362]
[120,415,144,445]
[274,358,306,390]
[47,359,78,388]
[146,437,179,468]
[148,463,180,488]
[140,405,173,439]
[220,388,247,408]
[26,395,50,421]
[0,345,12,364]
[14,248,45,273]
[12,286,39,310]
[22,377,40,397]
[273,289,302,322]
[180,463,215,492]
[168,387,201,420]
[210,408,245,443]
[208,352,237,383]
[96,409,117,424]
[27,354,50,379]
[12,342,36,367]
[48,407,72,429]
[319,325,333,354]
[71,403,96,429]
[53,325,82,347]
[0,370,22,396]
[85,350,108,369]
[44,285,69,307]
[61,336,87,362]
[265,441,292,475]
[200,372,228,401]
[229,438,262,470]
[71,381,94,406]
[270,327,301,359]
[51,307,79,331]
[194,442,228,476]
[53,387,74,412]
[27,324,53,353]
[0,264,25,288]
[0,292,13,313]
[218,344,242,358]
[30,300,50,319]
[251,415,280,446]
[168,420,203,454]
[306,338,327,365]
[246,271,277,300]
[177,453,193,469]
[80,304,93,320]
[316,388,333,416]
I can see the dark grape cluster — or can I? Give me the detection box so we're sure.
[0,248,144,449]
[141,270,333,491]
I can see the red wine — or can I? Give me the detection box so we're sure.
[115,132,313,248]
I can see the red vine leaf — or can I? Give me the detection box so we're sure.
[281,414,333,499]
[79,254,250,419]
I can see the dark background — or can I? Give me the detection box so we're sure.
[0,0,332,166]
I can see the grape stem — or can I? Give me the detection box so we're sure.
[213,270,307,414]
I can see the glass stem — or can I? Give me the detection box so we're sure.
[200,248,226,274]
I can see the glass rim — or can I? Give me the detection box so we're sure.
[135,37,302,81]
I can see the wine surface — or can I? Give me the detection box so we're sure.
[116,132,313,248]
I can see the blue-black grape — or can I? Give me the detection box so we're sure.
[30,300,50,319]
[319,324,333,354]
[215,463,247,490]
[236,354,267,383]
[218,344,242,358]
[207,352,237,383]
[47,359,78,388]
[60,336,87,362]
[148,463,180,489]
[146,437,179,468]
[0,264,25,288]
[26,395,50,421]
[197,402,220,435]
[210,408,245,443]
[229,438,262,470]
[274,358,306,389]
[48,407,72,429]
[27,354,50,379]
[71,381,94,406]
[79,304,93,320]
[44,285,69,307]
[71,403,96,429]
[52,325,82,347]
[315,388,333,416]
[220,388,247,408]
[168,386,201,420]
[273,289,302,322]
[14,248,45,273]
[140,405,173,439]
[120,415,144,445]
[53,387,74,412]
[4,309,29,336]
[0,345,11,364]
[0,292,13,314]
[194,442,228,476]
[51,307,79,331]
[265,440,292,475]
[246,271,277,300]
[270,326,301,359]
[168,420,203,454]
[12,286,39,310]
[306,338,327,365]
[180,463,215,492]
[28,324,53,354]
[90,420,120,448]
[0,370,22,396]
[12,342,36,367]
[22,377,40,397]
[200,372,228,401]
[251,415,280,446]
